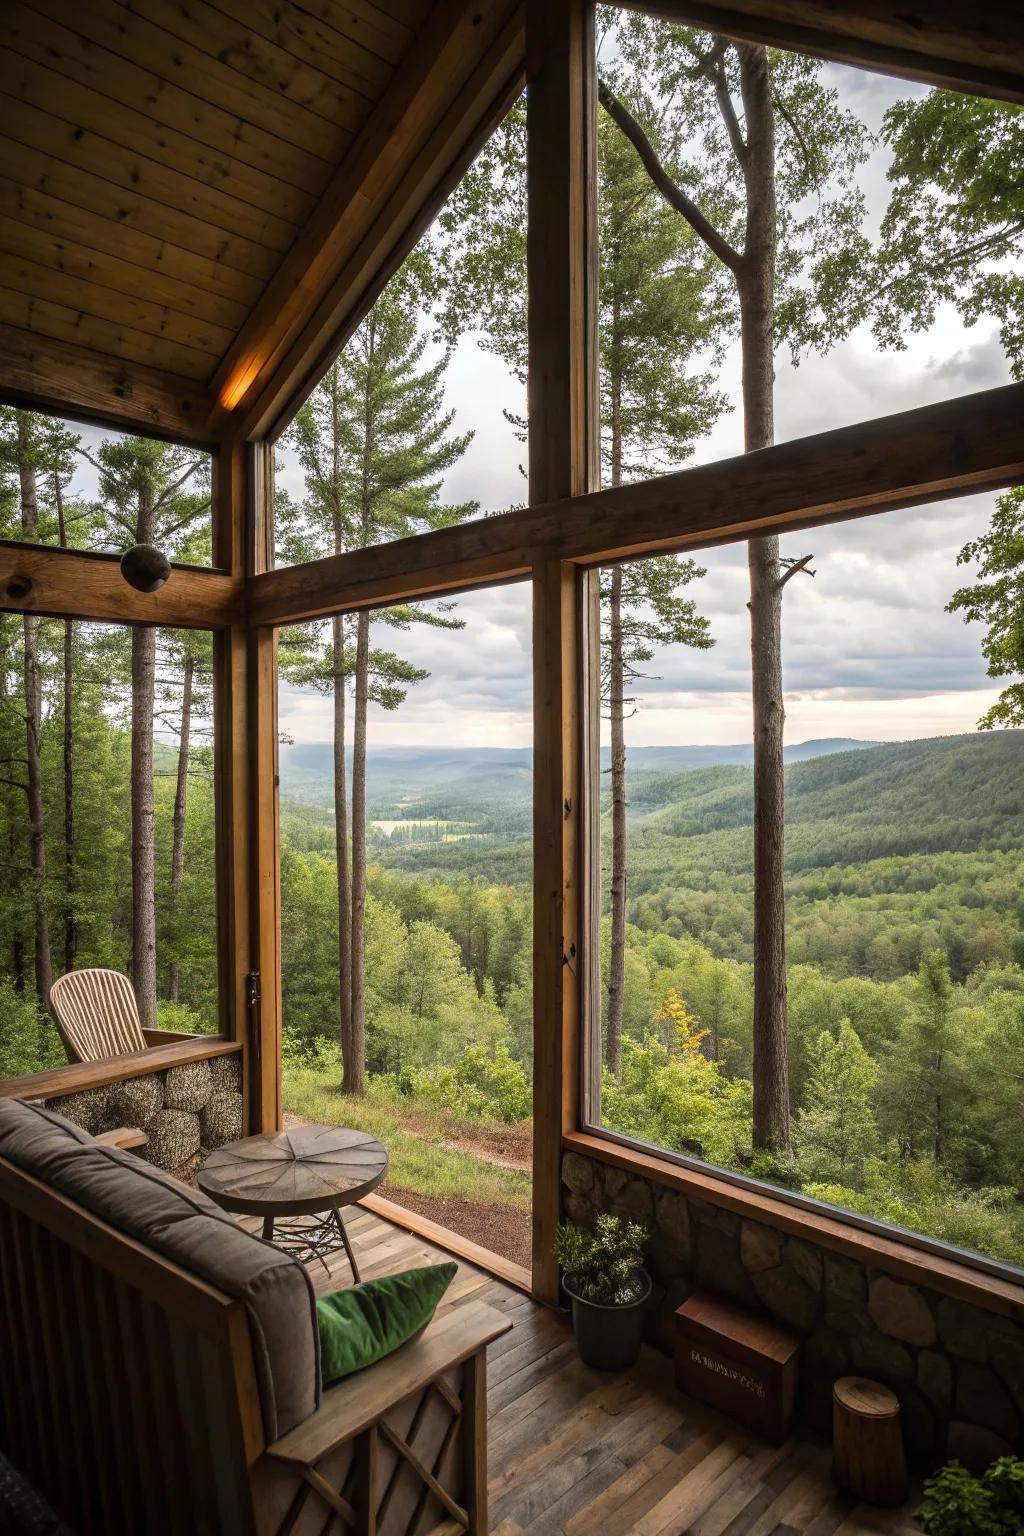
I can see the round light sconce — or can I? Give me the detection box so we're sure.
[120,544,171,594]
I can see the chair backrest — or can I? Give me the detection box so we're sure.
[49,968,147,1062]
[0,1099,321,1535]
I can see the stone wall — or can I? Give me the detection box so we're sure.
[46,1052,244,1183]
[563,1148,1024,1470]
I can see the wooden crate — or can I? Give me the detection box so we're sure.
[674,1290,799,1443]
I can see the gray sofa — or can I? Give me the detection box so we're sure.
[0,1094,508,1535]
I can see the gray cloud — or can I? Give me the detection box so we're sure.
[276,63,1017,750]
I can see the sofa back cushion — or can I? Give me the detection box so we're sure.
[0,1097,320,1440]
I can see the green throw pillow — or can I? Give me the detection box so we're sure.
[316,1261,457,1384]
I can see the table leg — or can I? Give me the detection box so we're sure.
[335,1208,362,1284]
[262,1214,275,1242]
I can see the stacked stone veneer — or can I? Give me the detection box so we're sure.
[563,1149,1024,1470]
[45,1052,244,1185]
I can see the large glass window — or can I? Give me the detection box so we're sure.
[0,407,213,564]
[0,408,219,1079]
[592,10,1024,471]
[277,575,533,1269]
[584,486,1024,1275]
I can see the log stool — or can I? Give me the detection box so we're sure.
[832,1376,907,1507]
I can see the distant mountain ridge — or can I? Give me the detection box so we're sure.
[280,735,876,806]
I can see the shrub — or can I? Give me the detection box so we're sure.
[0,982,63,1078]
[555,1214,648,1305]
[920,1456,1024,1535]
[397,1043,531,1124]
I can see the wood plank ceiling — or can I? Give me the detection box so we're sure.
[0,0,524,444]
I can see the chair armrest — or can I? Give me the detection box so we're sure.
[266,1299,512,1467]
[94,1126,148,1150]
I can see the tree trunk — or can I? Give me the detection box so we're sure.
[131,625,158,1029]
[55,477,76,974]
[17,428,52,1009]
[333,614,353,1083]
[607,565,627,1079]
[346,610,369,1095]
[168,652,193,1004]
[605,315,628,1079]
[130,483,158,1030]
[739,42,791,1153]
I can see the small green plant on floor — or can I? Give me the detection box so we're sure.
[920,1456,1024,1535]
[555,1214,648,1305]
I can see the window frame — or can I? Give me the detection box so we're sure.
[576,538,1024,1289]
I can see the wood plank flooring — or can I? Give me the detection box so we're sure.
[264,1203,923,1536]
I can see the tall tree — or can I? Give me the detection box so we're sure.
[429,104,724,1077]
[599,109,721,1076]
[795,1020,878,1187]
[40,417,91,974]
[882,951,963,1165]
[600,20,871,1148]
[0,411,56,1007]
[157,622,213,1004]
[93,440,208,1027]
[282,268,474,1092]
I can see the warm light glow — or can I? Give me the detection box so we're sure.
[219,355,263,411]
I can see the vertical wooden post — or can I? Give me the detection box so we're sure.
[528,0,599,1304]
[213,435,281,1133]
[462,1349,488,1533]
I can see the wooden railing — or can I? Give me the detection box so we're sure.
[0,1035,242,1101]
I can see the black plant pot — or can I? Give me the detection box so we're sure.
[562,1269,652,1371]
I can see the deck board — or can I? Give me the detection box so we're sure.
[241,1205,921,1536]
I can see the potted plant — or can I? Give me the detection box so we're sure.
[555,1214,651,1371]
[920,1456,1024,1534]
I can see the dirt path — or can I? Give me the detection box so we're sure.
[380,1182,532,1270]
[284,1110,533,1269]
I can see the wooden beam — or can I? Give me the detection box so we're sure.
[0,541,240,628]
[213,0,524,441]
[247,379,1024,627]
[213,438,281,1134]
[622,0,1024,104]
[0,323,217,447]
[528,0,598,1306]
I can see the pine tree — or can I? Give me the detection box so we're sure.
[601,19,872,1148]
[91,439,209,1028]
[281,267,475,1092]
[0,410,57,1008]
[427,104,722,1079]
[881,951,965,1165]
[795,1020,878,1187]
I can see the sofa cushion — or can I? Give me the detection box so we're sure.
[0,1097,320,1439]
[317,1261,457,1384]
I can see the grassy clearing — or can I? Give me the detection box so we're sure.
[283,1066,532,1211]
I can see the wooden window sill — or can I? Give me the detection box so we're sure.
[0,1037,242,1101]
[565,1130,1024,1322]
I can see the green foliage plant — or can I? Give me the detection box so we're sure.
[555,1214,649,1305]
[920,1456,1024,1536]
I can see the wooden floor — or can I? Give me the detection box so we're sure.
[283,1203,922,1536]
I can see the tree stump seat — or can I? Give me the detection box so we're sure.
[832,1375,908,1507]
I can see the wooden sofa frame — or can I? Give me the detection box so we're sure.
[0,1152,510,1535]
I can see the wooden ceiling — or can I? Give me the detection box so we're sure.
[0,0,525,445]
[0,0,1017,449]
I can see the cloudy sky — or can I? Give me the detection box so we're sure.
[275,51,1015,753]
